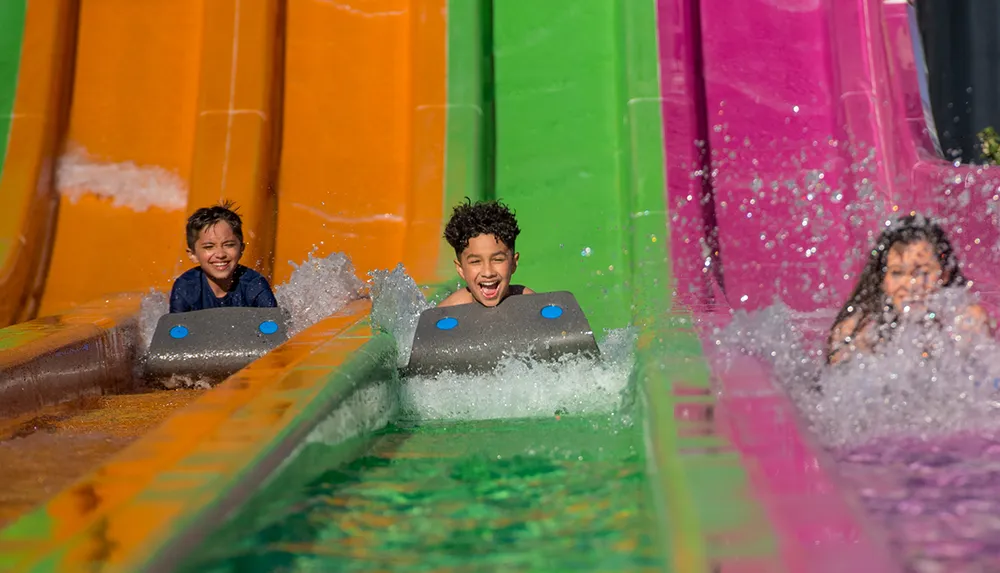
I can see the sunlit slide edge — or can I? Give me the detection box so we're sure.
[0,294,142,419]
[0,299,387,572]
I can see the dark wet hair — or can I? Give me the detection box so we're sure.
[444,198,520,257]
[826,212,965,363]
[186,200,244,250]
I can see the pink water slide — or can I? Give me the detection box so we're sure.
[682,0,999,314]
[657,0,997,569]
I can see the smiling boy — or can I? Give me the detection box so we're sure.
[169,201,278,313]
[438,199,534,308]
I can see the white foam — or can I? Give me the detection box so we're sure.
[56,146,188,211]
[397,329,635,422]
[274,251,366,337]
[716,288,1000,447]
[138,289,169,353]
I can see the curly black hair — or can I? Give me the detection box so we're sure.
[826,212,965,363]
[186,200,244,250]
[444,198,520,257]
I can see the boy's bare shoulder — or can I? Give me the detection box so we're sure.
[438,289,473,307]
[436,285,536,308]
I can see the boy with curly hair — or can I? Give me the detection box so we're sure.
[439,199,535,308]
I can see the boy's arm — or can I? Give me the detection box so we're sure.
[251,277,279,308]
[168,281,190,314]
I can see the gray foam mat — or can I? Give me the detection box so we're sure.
[144,306,289,382]
[406,291,600,376]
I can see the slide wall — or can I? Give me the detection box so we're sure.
[0,1,73,326]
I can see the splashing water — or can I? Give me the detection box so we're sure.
[368,265,636,422]
[369,263,434,366]
[398,328,635,422]
[138,289,169,354]
[717,288,1000,447]
[808,290,1000,446]
[714,286,1000,570]
[274,251,366,336]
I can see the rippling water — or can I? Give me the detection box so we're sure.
[177,417,662,573]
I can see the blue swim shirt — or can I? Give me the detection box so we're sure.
[169,265,279,313]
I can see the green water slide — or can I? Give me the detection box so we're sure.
[0,1,27,323]
[0,2,23,167]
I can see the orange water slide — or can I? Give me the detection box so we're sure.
[273,0,447,285]
[40,0,261,315]
[30,0,449,319]
[0,1,75,325]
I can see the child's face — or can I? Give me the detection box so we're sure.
[454,234,518,307]
[883,240,943,313]
[187,222,244,283]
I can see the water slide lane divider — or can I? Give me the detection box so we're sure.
[633,1,784,570]
[0,1,27,291]
[0,1,73,326]
[625,0,714,566]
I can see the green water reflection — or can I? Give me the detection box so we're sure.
[179,416,663,572]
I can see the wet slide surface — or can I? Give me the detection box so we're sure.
[0,389,204,528]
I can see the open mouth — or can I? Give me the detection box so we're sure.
[478,280,501,300]
[211,261,231,272]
